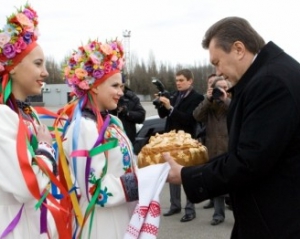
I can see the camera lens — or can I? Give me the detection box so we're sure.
[212,87,224,99]
[152,98,160,106]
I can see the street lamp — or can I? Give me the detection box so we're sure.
[122,30,131,86]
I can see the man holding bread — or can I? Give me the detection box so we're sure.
[164,17,300,238]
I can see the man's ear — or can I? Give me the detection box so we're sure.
[232,41,246,59]
[231,41,246,60]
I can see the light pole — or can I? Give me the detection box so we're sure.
[122,30,131,86]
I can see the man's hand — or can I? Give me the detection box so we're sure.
[159,96,172,110]
[218,88,228,102]
[207,87,213,101]
[117,105,128,115]
[163,152,183,184]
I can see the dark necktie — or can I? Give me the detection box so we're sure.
[174,92,185,107]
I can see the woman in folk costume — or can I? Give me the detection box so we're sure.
[0,3,73,239]
[57,39,139,239]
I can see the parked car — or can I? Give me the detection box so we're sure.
[133,115,166,155]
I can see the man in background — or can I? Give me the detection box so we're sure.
[110,76,146,145]
[201,73,216,210]
[155,69,204,222]
[193,76,231,226]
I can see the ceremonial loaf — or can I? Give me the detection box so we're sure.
[137,130,208,168]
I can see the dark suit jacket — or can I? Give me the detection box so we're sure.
[182,42,300,238]
[110,87,146,143]
[158,88,204,138]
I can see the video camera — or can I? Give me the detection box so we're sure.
[152,78,170,108]
[211,87,224,103]
[118,96,129,107]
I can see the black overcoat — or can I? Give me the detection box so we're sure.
[182,42,300,238]
[110,87,146,143]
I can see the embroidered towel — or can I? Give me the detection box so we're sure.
[124,163,170,239]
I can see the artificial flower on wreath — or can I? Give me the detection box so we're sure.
[0,3,39,72]
[63,39,125,97]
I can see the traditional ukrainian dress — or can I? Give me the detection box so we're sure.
[63,110,138,239]
[0,101,58,239]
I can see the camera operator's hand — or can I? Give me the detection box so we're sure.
[117,105,128,115]
[206,87,214,101]
[159,96,172,110]
[218,88,228,102]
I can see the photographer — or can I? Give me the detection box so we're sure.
[110,85,146,144]
[155,69,204,222]
[193,76,231,226]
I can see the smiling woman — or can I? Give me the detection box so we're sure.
[0,3,73,239]
[10,46,48,99]
[55,38,141,239]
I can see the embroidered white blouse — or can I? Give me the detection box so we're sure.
[0,105,56,239]
[63,114,137,239]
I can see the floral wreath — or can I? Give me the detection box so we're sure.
[64,39,125,97]
[0,3,39,75]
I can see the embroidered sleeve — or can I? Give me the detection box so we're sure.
[35,142,57,175]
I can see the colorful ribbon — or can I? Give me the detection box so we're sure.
[0,205,24,239]
[52,101,84,228]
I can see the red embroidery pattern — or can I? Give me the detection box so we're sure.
[140,223,159,236]
[126,225,139,238]
[149,200,160,217]
[139,206,148,218]
[125,201,162,238]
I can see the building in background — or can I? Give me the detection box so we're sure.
[28,83,151,107]
[27,83,71,106]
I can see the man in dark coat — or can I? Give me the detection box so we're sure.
[164,17,300,238]
[110,85,146,144]
[156,69,204,222]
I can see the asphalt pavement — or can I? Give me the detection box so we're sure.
[42,102,234,239]
[158,184,234,239]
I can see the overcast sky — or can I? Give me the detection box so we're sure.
[1,0,300,67]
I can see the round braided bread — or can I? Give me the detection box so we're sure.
[137,130,208,168]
